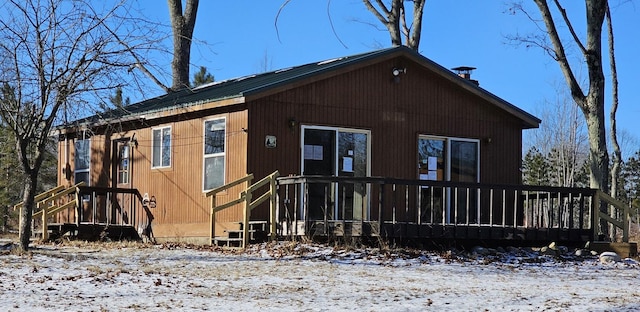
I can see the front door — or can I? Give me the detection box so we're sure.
[301,127,370,221]
[112,139,132,225]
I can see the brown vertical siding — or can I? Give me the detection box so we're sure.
[55,53,529,241]
[247,55,524,219]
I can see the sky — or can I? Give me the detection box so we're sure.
[141,1,640,155]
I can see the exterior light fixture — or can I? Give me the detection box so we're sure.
[392,67,406,83]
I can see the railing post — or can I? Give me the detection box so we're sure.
[40,201,48,241]
[269,173,277,241]
[623,203,629,243]
[243,190,251,249]
[210,195,216,246]
[592,190,600,241]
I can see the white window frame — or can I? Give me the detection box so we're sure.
[203,117,226,192]
[418,135,480,182]
[117,143,130,184]
[151,126,172,169]
[418,135,480,223]
[299,125,372,220]
[74,138,91,186]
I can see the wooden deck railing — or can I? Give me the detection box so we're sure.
[13,182,85,241]
[206,171,279,248]
[76,186,148,229]
[276,176,635,243]
[596,190,634,242]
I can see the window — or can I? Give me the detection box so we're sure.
[203,118,225,191]
[152,126,171,168]
[117,144,130,184]
[74,139,91,186]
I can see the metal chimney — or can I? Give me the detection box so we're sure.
[452,66,479,86]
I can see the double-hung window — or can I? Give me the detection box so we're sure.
[152,126,171,168]
[74,139,91,185]
[203,118,225,191]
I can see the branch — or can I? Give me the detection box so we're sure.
[552,0,586,54]
[362,0,389,25]
[533,0,585,107]
[275,0,293,43]
[326,0,348,48]
[100,18,170,93]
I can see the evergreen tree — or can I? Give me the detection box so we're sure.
[522,147,550,186]
[109,87,130,108]
[0,126,21,232]
[192,66,214,87]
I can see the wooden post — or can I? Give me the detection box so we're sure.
[242,190,251,249]
[623,203,629,243]
[592,190,600,241]
[210,195,216,245]
[40,201,48,241]
[269,172,278,241]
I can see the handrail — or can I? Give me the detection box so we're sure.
[596,190,634,242]
[205,174,254,197]
[13,185,67,211]
[207,171,279,248]
[23,182,85,241]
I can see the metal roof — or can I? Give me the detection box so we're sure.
[64,46,540,129]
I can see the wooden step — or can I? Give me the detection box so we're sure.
[213,236,243,247]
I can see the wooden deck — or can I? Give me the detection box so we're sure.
[275,176,632,247]
[25,185,150,242]
[45,223,140,241]
[282,220,592,247]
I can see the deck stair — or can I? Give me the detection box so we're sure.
[207,171,279,248]
[214,221,269,247]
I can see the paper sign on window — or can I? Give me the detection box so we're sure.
[304,145,324,160]
[342,157,353,172]
[428,156,438,170]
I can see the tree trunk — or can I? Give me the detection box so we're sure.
[605,3,621,240]
[167,0,199,91]
[532,0,609,237]
[17,172,38,252]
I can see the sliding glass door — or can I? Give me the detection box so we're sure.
[301,126,370,221]
[418,136,479,224]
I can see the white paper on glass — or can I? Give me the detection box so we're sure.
[342,157,353,172]
[428,156,438,171]
[304,145,314,160]
[313,145,323,160]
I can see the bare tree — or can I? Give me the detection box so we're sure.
[605,3,622,239]
[513,0,609,235]
[525,83,589,187]
[362,0,426,50]
[276,0,425,50]
[0,0,162,252]
[167,0,199,91]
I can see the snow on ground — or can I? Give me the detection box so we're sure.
[1,241,639,312]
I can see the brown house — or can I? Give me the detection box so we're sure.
[55,46,542,244]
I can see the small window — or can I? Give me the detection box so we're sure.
[203,118,225,191]
[74,139,91,186]
[152,126,171,168]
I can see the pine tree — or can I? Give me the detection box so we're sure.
[522,147,550,186]
[192,66,214,87]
